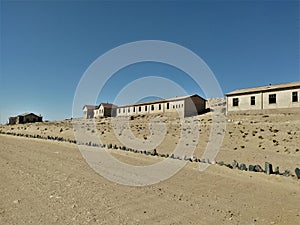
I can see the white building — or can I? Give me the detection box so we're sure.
[94,103,117,118]
[226,81,300,114]
[116,94,206,118]
[82,105,97,119]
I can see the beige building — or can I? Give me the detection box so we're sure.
[9,113,43,125]
[116,94,206,118]
[83,105,97,119]
[226,81,300,114]
[94,103,117,118]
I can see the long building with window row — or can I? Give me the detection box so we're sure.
[83,94,206,118]
[116,94,206,118]
[226,81,300,114]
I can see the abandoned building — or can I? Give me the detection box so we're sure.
[83,94,207,119]
[116,94,206,118]
[9,113,43,125]
[94,103,117,117]
[226,81,300,114]
[82,105,98,119]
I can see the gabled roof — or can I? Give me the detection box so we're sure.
[99,103,118,108]
[118,94,205,108]
[83,105,98,110]
[10,112,42,118]
[18,112,39,117]
[226,81,300,96]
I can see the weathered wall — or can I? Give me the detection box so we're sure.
[227,88,300,114]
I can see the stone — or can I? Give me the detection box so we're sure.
[248,165,255,172]
[232,160,239,168]
[274,166,280,175]
[13,199,20,204]
[225,164,233,169]
[232,160,239,169]
[265,162,273,175]
[295,168,300,179]
[217,161,224,166]
[282,170,291,177]
[151,149,158,156]
[239,163,247,171]
[254,165,263,172]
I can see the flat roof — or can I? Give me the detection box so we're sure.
[226,81,300,96]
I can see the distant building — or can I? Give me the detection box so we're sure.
[82,105,97,119]
[9,113,43,125]
[226,81,300,114]
[94,103,117,117]
[116,94,206,118]
[83,94,206,119]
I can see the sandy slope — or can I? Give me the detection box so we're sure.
[0,135,300,225]
[1,112,299,171]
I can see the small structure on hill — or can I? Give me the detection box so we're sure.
[226,81,300,114]
[9,113,43,125]
[82,105,98,119]
[94,103,117,118]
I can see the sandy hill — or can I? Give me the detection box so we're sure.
[1,111,299,172]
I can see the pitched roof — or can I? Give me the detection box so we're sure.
[226,81,300,96]
[118,94,205,108]
[18,112,42,117]
[99,103,118,108]
[83,105,98,110]
[9,113,42,118]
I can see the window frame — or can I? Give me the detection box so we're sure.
[269,94,276,104]
[250,96,255,106]
[232,98,239,107]
[292,91,298,102]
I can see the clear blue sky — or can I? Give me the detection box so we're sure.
[1,1,299,123]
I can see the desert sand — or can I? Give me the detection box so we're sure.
[0,111,300,224]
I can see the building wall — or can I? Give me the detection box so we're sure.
[115,98,206,118]
[262,88,300,109]
[227,87,300,113]
[9,114,42,124]
[21,114,42,123]
[9,117,17,125]
[83,108,94,119]
[227,93,262,112]
[94,106,104,117]
[184,96,206,117]
[116,100,185,117]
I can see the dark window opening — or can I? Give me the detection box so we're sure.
[166,103,169,110]
[269,94,276,104]
[145,105,147,111]
[151,105,154,111]
[133,107,135,112]
[251,96,255,105]
[139,106,141,112]
[233,98,239,107]
[292,92,298,102]
[159,104,161,110]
